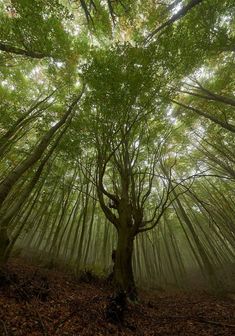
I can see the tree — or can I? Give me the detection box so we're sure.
[80,46,210,295]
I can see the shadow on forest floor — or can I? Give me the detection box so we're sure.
[0,258,234,336]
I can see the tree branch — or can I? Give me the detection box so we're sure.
[145,0,204,43]
[0,42,49,59]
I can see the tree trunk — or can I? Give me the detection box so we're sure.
[0,228,10,265]
[113,227,136,298]
[0,91,83,209]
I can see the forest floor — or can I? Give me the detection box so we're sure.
[0,259,234,336]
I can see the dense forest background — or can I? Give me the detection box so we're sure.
[0,0,234,296]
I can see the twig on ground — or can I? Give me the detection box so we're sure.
[157,315,235,328]
[25,301,48,336]
[196,317,235,328]
[53,311,77,334]
[0,319,8,335]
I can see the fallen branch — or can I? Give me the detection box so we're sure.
[156,315,235,328]
[196,317,235,328]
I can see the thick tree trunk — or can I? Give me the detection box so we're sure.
[113,227,136,298]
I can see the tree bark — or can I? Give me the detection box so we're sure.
[0,228,9,265]
[113,226,136,298]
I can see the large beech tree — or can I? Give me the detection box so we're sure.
[80,47,212,295]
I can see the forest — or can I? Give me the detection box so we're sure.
[0,0,235,335]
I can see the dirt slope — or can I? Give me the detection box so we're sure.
[0,259,234,336]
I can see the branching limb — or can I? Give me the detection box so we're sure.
[145,0,204,43]
[0,41,49,59]
[172,99,235,133]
